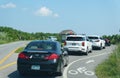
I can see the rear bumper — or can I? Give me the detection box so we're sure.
[18,64,58,72]
[64,46,87,52]
[92,42,101,48]
[17,60,60,73]
[92,45,100,48]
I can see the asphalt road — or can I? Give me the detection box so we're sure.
[0,41,116,78]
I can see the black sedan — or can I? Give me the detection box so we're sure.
[17,40,69,76]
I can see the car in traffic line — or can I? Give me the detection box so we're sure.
[17,40,69,76]
[47,36,57,41]
[104,38,111,46]
[63,35,92,55]
[88,35,105,50]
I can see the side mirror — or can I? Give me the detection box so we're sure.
[61,47,64,52]
[62,51,68,55]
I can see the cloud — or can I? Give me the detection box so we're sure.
[35,6,52,16]
[0,2,16,9]
[35,6,59,17]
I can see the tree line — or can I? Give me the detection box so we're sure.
[0,26,61,42]
[0,26,120,44]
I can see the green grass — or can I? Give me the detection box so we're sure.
[0,39,17,44]
[95,44,120,78]
[0,40,9,44]
[15,47,25,53]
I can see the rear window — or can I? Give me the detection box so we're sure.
[88,37,98,39]
[66,37,85,41]
[25,42,56,51]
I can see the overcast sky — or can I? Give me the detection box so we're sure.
[0,0,120,36]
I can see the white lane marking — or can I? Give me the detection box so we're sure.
[77,67,94,76]
[84,71,95,76]
[63,52,111,78]
[68,70,78,75]
[86,60,95,64]
[68,67,95,76]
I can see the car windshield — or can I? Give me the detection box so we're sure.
[66,37,85,41]
[25,42,56,51]
[88,37,98,39]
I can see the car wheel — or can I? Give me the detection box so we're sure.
[57,64,63,76]
[64,61,68,67]
[103,46,105,49]
[89,49,92,53]
[64,57,69,67]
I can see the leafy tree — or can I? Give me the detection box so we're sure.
[0,26,60,43]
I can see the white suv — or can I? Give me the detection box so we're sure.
[88,35,105,50]
[63,35,92,55]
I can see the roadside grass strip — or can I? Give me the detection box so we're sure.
[0,47,20,65]
[15,47,25,53]
[95,44,120,78]
[0,62,16,70]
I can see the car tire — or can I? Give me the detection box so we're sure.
[64,57,69,67]
[103,46,105,49]
[64,63,68,67]
[57,64,63,76]
[64,61,68,67]
[89,49,92,53]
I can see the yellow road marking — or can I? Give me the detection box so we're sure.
[0,47,20,64]
[0,62,16,70]
[0,43,27,70]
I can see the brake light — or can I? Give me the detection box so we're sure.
[45,53,59,60]
[18,53,29,59]
[82,42,85,46]
[64,41,66,45]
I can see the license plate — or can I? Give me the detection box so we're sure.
[31,65,40,70]
[72,43,76,45]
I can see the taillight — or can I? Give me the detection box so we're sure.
[82,42,85,46]
[18,53,29,59]
[64,41,66,45]
[45,53,59,60]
